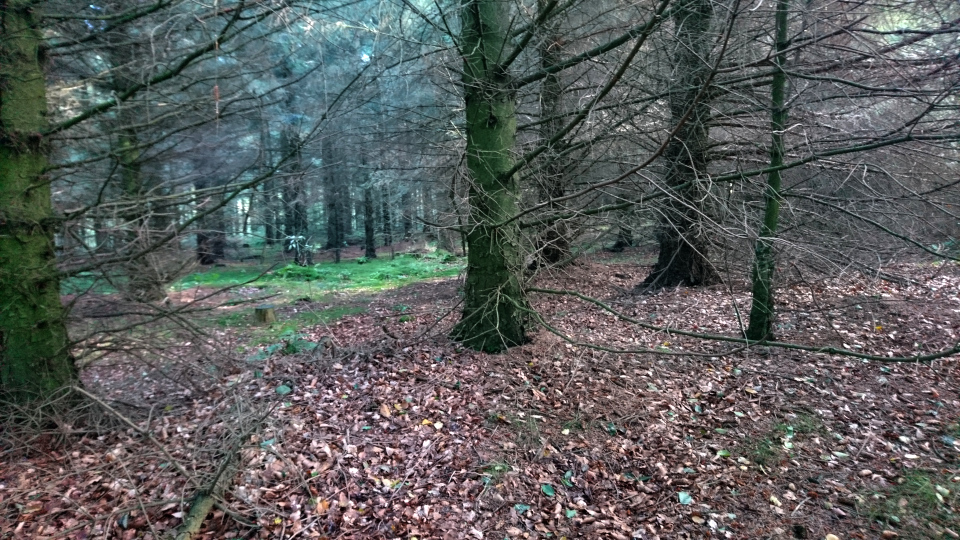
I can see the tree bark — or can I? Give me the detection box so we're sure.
[324,144,344,252]
[451,0,529,352]
[642,0,721,289]
[106,36,171,302]
[195,179,226,265]
[363,188,377,258]
[400,190,413,240]
[281,129,307,258]
[262,180,279,246]
[607,220,635,253]
[436,177,461,255]
[747,0,790,340]
[532,0,571,267]
[380,188,393,246]
[0,4,77,396]
[260,126,280,246]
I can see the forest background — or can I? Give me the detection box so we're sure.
[1,0,960,538]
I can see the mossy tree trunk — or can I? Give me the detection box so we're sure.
[116,123,165,300]
[747,0,790,340]
[0,3,77,396]
[436,177,462,255]
[400,190,413,240]
[451,0,529,352]
[642,0,721,289]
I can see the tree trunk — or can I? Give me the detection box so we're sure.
[116,125,168,301]
[400,190,413,240]
[263,180,278,246]
[0,5,77,396]
[642,0,720,289]
[451,0,529,352]
[422,184,436,239]
[196,180,226,265]
[363,188,377,258]
[436,177,461,255]
[323,144,345,253]
[105,35,170,302]
[747,0,790,341]
[608,220,634,252]
[532,0,571,267]
[381,189,393,246]
[342,186,353,237]
[280,129,308,261]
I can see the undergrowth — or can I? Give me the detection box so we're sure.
[858,469,960,538]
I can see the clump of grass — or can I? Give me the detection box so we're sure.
[783,412,823,435]
[743,436,780,466]
[858,470,960,538]
[739,413,824,466]
[562,412,587,433]
[479,460,512,486]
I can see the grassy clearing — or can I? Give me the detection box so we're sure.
[61,248,462,299]
[198,250,463,350]
[175,250,462,296]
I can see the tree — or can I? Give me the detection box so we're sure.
[641,0,721,288]
[0,3,76,397]
[530,0,571,267]
[746,0,789,340]
[450,0,531,351]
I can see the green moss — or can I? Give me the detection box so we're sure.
[0,5,76,397]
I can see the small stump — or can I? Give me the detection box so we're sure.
[254,304,276,325]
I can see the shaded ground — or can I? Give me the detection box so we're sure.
[2,256,959,539]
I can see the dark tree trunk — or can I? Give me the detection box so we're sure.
[381,190,393,246]
[401,190,413,240]
[107,35,171,302]
[324,144,345,252]
[641,0,720,290]
[280,129,308,260]
[342,186,353,237]
[363,188,377,258]
[263,179,279,246]
[196,179,226,265]
[607,222,634,253]
[437,177,461,254]
[532,0,571,267]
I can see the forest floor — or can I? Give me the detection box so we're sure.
[3,251,960,540]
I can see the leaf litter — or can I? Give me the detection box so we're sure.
[1,261,959,539]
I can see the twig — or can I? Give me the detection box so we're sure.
[175,406,274,540]
[71,386,201,489]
